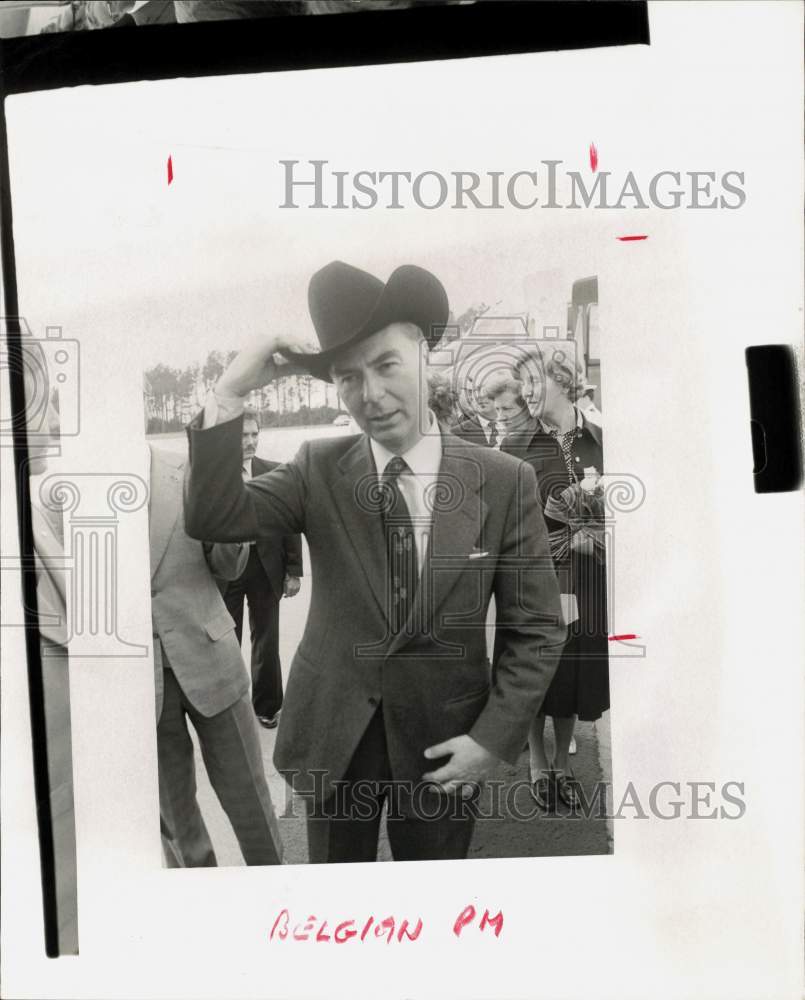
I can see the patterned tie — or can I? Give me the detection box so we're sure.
[487,422,498,448]
[381,456,418,634]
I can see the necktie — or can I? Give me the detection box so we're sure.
[487,422,498,448]
[381,456,418,634]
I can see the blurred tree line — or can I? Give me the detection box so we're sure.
[144,349,341,434]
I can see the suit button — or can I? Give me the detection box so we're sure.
[368,696,378,707]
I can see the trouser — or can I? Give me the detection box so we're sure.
[224,549,283,719]
[305,707,476,864]
[157,665,283,867]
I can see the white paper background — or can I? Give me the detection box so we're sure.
[2,2,803,997]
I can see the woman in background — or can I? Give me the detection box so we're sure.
[503,344,608,811]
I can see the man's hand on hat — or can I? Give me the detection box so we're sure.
[216,334,318,398]
[422,734,499,797]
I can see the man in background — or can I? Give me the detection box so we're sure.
[479,370,537,445]
[222,409,302,730]
[451,380,501,448]
[150,445,283,867]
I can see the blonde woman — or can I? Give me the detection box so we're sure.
[502,344,608,811]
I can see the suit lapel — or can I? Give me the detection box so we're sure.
[580,413,603,452]
[334,436,389,621]
[389,434,487,653]
[334,432,488,646]
[252,456,277,476]
[149,448,182,580]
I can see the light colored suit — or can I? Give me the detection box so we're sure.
[150,448,249,720]
[32,500,78,953]
[149,447,282,866]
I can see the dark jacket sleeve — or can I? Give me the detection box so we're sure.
[255,457,304,578]
[184,412,306,542]
[282,532,304,578]
[470,460,566,764]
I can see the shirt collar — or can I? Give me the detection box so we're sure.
[540,405,582,435]
[370,412,443,479]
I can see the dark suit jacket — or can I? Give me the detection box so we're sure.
[184,417,565,802]
[501,412,607,640]
[501,412,603,532]
[451,415,491,447]
[249,456,303,597]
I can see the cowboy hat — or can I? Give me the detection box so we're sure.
[281,261,449,382]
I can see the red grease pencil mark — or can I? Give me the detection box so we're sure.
[617,235,648,242]
[167,155,173,185]
[609,634,639,641]
[589,143,598,172]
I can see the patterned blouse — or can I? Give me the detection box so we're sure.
[542,408,582,483]
[554,427,577,481]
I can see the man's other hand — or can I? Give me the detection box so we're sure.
[283,575,302,599]
[422,734,499,797]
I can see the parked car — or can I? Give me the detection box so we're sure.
[332,413,351,426]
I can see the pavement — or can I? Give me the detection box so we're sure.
[154,426,612,864]
[190,544,612,865]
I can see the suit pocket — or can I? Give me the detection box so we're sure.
[204,609,236,641]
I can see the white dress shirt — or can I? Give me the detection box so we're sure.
[369,415,443,572]
[476,414,501,448]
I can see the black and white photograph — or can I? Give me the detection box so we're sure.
[142,251,613,869]
[0,1,475,38]
[1,4,802,999]
[9,64,619,872]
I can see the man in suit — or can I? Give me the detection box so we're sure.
[479,369,539,447]
[149,445,283,867]
[222,410,303,729]
[183,261,565,863]
[451,382,501,447]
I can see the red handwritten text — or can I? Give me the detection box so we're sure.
[268,907,504,943]
[453,904,504,938]
[269,909,423,945]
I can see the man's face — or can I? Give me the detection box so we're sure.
[492,389,531,433]
[473,391,498,422]
[242,420,259,462]
[331,323,428,454]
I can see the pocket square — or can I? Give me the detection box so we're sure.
[468,549,490,560]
